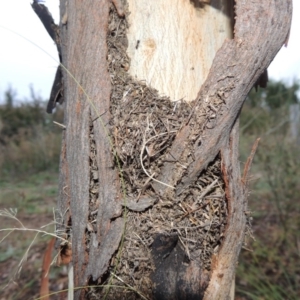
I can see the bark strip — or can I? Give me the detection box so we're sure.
[204,120,245,300]
[58,1,124,298]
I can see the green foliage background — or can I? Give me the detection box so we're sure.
[0,87,63,178]
[237,81,300,300]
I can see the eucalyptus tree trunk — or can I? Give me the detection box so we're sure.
[52,0,292,299]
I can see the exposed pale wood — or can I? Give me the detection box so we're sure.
[126,0,233,101]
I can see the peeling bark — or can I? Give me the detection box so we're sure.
[58,1,124,298]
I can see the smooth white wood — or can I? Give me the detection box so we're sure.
[126,0,233,102]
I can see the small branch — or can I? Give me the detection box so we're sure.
[176,178,219,222]
[110,272,149,300]
[31,0,58,42]
[0,228,68,243]
[68,264,74,300]
[53,121,66,129]
[242,138,260,186]
[140,131,176,189]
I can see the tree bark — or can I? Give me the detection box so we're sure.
[54,0,292,299]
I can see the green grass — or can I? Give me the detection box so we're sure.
[0,172,58,215]
[237,237,300,300]
[236,100,300,299]
[0,172,60,299]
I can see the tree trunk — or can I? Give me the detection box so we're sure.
[54,0,292,299]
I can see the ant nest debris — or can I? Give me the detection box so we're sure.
[88,3,228,299]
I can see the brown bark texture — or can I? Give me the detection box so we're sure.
[54,0,292,299]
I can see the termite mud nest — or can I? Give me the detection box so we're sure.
[88,3,228,299]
